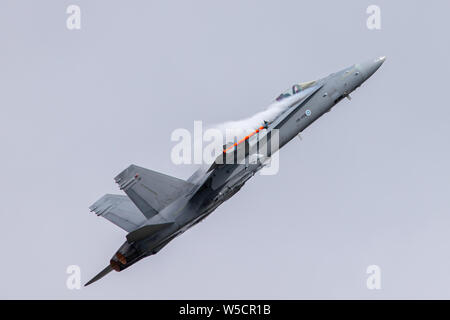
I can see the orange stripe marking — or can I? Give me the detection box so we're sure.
[223,126,265,154]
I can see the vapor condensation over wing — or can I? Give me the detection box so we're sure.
[209,86,317,142]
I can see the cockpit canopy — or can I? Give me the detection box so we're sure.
[275,80,316,101]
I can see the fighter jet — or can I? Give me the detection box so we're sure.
[85,57,385,286]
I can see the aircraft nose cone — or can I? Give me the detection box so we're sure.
[358,56,386,80]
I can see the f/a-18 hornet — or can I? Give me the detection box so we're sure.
[86,57,385,285]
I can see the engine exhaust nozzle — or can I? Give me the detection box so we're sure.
[116,252,127,265]
[110,259,121,272]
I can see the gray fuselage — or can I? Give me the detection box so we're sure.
[111,57,385,272]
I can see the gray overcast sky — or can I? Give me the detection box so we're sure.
[1,0,449,299]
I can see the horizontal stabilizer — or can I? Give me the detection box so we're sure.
[89,194,147,232]
[85,265,113,287]
[126,222,174,243]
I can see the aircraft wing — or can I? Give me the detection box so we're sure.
[89,194,147,232]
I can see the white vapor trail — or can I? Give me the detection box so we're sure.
[208,86,316,142]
